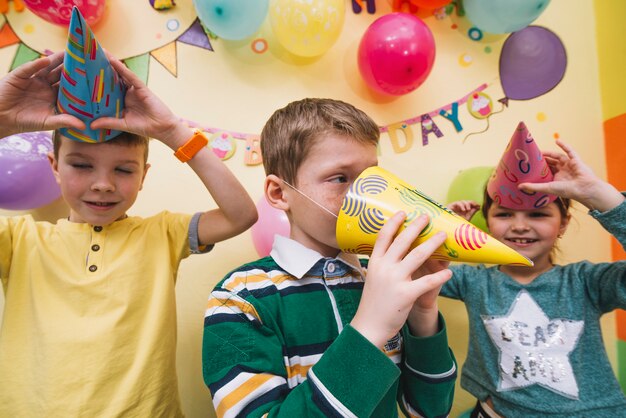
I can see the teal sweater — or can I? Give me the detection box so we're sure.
[442,199,626,417]
[202,236,457,417]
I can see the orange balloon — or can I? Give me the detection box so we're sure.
[412,0,452,9]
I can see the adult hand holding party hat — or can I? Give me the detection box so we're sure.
[336,166,532,266]
[57,6,125,143]
[486,121,557,210]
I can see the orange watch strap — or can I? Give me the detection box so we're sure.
[174,130,208,163]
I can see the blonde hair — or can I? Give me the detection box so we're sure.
[260,98,380,184]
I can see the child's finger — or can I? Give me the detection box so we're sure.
[543,155,562,166]
[543,155,568,174]
[45,51,65,68]
[34,51,64,79]
[108,56,147,90]
[12,55,53,79]
[45,64,63,84]
[518,181,558,195]
[90,116,127,131]
[47,114,86,131]
[384,214,430,261]
[407,268,452,299]
[543,153,569,168]
[554,139,579,161]
[370,211,406,260]
[401,230,447,274]
[416,257,450,276]
[542,150,566,160]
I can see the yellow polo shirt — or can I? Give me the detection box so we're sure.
[0,211,198,417]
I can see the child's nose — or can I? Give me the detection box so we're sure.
[511,216,530,231]
[91,173,115,192]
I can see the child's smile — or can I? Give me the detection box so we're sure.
[505,237,538,246]
[84,200,120,211]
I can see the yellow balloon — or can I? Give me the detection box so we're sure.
[269,0,345,57]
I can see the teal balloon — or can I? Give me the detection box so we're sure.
[193,0,268,40]
[464,0,551,34]
[446,166,494,232]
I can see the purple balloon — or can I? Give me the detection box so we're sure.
[499,26,566,100]
[0,131,61,210]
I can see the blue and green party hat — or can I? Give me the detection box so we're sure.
[57,6,125,143]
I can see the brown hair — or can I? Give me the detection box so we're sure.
[52,130,150,163]
[260,98,380,184]
[481,189,571,221]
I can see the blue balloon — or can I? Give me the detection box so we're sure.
[464,0,551,34]
[193,0,269,41]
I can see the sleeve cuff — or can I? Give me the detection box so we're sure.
[308,325,400,416]
[403,313,456,376]
[189,212,214,254]
[589,192,626,224]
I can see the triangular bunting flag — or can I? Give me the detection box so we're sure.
[177,19,213,51]
[150,42,177,76]
[0,23,20,48]
[123,54,150,85]
[10,43,40,70]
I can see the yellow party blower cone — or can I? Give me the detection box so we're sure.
[336,167,532,266]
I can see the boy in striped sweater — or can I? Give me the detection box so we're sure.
[202,98,457,417]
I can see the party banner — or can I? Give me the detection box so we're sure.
[182,83,506,165]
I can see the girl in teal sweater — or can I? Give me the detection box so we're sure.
[445,140,626,417]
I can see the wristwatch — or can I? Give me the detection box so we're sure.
[174,129,209,163]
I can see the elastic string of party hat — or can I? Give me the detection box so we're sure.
[281,180,339,219]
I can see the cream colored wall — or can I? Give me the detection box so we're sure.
[0,1,616,417]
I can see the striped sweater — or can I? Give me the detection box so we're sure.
[202,236,457,417]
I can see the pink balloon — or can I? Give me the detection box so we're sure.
[251,197,290,257]
[358,13,435,96]
[23,0,106,27]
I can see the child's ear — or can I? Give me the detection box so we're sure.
[47,152,61,185]
[265,174,289,211]
[139,163,151,191]
[559,213,571,237]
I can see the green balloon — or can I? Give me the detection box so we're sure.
[446,166,494,232]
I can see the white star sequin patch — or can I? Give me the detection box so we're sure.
[482,290,584,399]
